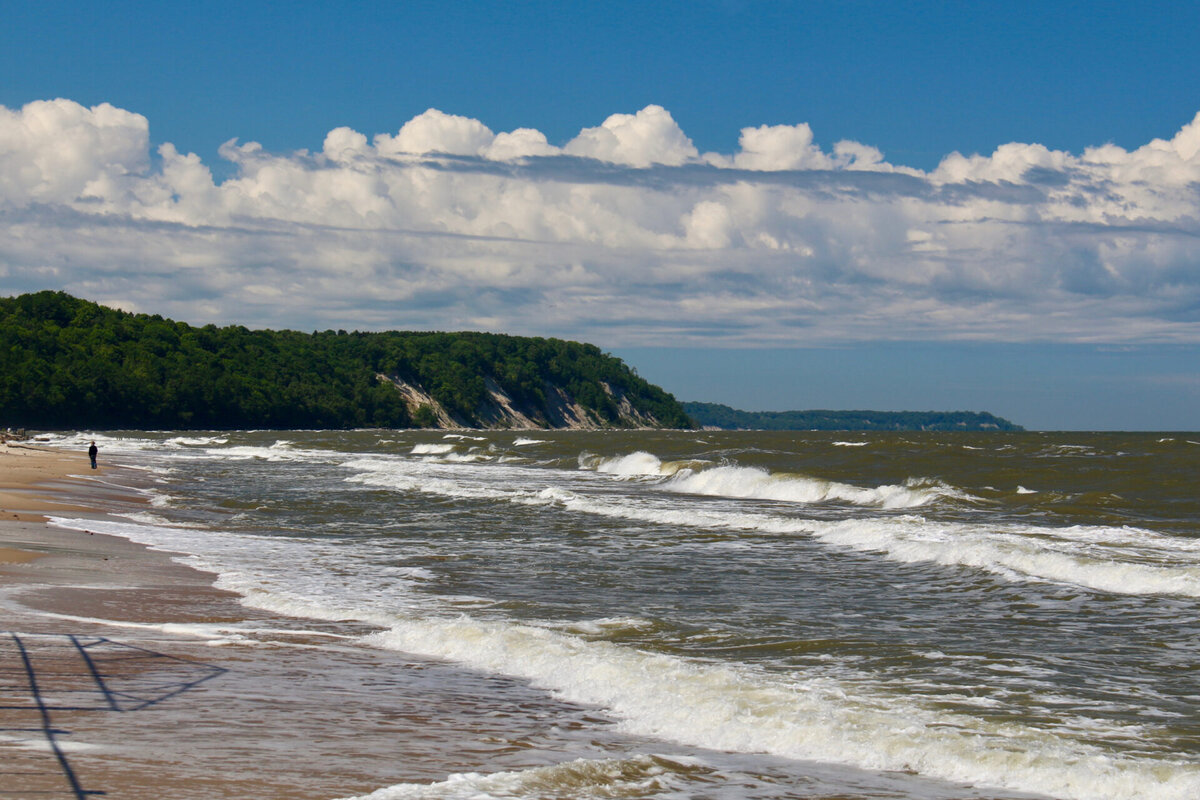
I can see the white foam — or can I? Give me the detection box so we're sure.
[33,431,168,454]
[663,464,962,509]
[581,450,967,509]
[551,616,658,636]
[351,613,1199,800]
[43,503,1200,800]
[344,455,1200,598]
[440,452,491,463]
[412,443,455,455]
[215,441,326,462]
[591,450,668,476]
[119,510,182,526]
[812,517,1200,598]
[512,437,546,446]
[17,608,258,646]
[165,435,229,447]
[393,566,438,581]
[833,440,869,447]
[334,755,697,800]
[0,734,107,754]
[243,557,1168,799]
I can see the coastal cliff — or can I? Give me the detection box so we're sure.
[0,292,691,431]
[375,373,676,430]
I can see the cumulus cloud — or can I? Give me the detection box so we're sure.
[732,122,831,171]
[564,105,698,167]
[2,98,1200,345]
[374,108,495,157]
[0,99,149,207]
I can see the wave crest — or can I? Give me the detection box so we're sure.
[583,451,965,509]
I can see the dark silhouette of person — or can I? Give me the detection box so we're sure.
[88,441,98,469]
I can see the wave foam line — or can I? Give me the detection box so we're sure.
[412,443,456,455]
[815,518,1200,598]
[346,460,1200,598]
[231,580,1200,800]
[664,464,961,509]
[334,754,700,800]
[584,451,966,509]
[346,610,1197,800]
[45,516,1200,800]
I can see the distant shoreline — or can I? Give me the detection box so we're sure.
[682,402,1024,432]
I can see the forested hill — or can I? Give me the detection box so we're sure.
[0,292,692,430]
[683,402,1023,432]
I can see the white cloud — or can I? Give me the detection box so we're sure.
[482,128,558,160]
[374,108,495,156]
[2,98,1200,346]
[0,98,149,207]
[322,127,370,162]
[733,122,832,171]
[564,105,698,166]
[682,200,736,249]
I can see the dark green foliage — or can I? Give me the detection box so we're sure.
[0,292,692,431]
[380,330,690,428]
[683,402,1023,432]
[412,404,438,428]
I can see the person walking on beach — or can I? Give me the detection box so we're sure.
[88,441,98,469]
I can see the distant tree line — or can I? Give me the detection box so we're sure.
[0,292,691,430]
[682,402,1023,432]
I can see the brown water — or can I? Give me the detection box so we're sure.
[38,429,1200,800]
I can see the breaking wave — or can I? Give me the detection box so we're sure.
[583,451,966,509]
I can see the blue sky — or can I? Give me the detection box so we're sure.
[3,1,1199,429]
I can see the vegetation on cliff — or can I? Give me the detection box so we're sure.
[0,292,692,430]
[683,402,1023,432]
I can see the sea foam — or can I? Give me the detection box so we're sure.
[190,548,1200,800]
[334,755,698,800]
[584,451,966,509]
[353,610,1200,800]
[45,501,1200,800]
[663,465,961,509]
[346,455,1200,598]
[411,443,456,455]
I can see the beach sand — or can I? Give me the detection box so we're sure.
[0,442,604,799]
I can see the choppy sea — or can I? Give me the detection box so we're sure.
[41,429,1200,800]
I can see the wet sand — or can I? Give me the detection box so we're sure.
[0,443,284,797]
[0,442,598,799]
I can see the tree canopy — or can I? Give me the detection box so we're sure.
[0,292,692,430]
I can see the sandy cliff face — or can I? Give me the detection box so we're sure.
[376,374,669,430]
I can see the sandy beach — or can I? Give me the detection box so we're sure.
[0,442,270,797]
[0,441,540,800]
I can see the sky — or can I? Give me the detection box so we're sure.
[2,0,1199,430]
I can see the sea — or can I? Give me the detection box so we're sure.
[38,429,1200,800]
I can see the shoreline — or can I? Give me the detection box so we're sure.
[0,440,652,800]
[0,442,488,799]
[0,433,1117,800]
[1,441,248,624]
[0,442,271,797]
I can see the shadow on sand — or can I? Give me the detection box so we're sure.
[1,632,226,798]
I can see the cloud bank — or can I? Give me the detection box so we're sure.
[2,98,1200,345]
